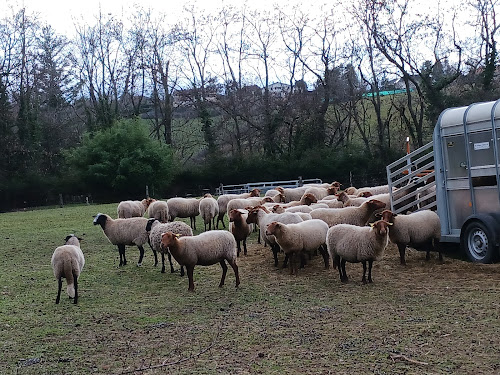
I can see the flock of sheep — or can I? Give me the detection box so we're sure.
[51,182,442,303]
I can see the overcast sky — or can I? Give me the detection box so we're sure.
[1,0,317,36]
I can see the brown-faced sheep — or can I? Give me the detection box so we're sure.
[326,220,392,284]
[160,230,240,291]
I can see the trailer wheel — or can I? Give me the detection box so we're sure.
[461,220,497,263]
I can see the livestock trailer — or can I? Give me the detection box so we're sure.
[387,99,500,263]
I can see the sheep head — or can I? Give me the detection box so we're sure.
[160,232,177,248]
[327,186,339,195]
[229,209,246,222]
[302,193,317,205]
[276,186,284,194]
[345,187,357,195]
[366,199,386,211]
[376,209,395,223]
[272,205,285,214]
[92,213,107,226]
[337,191,349,203]
[369,220,392,236]
[358,191,373,198]
[265,221,281,236]
[249,188,261,197]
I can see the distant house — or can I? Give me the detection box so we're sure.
[265,82,292,97]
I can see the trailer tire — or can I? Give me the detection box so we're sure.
[461,220,497,263]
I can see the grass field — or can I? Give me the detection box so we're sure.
[1,203,500,374]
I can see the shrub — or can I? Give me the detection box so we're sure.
[64,118,175,200]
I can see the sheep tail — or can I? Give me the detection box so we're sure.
[64,262,75,298]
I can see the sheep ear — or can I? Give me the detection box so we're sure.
[369,222,375,227]
[386,222,393,226]
[174,233,182,238]
[375,213,382,218]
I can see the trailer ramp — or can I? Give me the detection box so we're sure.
[386,141,436,214]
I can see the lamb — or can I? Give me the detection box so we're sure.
[316,198,344,208]
[265,219,329,275]
[167,197,200,230]
[326,220,392,284]
[51,235,85,304]
[337,191,368,207]
[199,193,219,231]
[93,213,153,267]
[117,198,154,218]
[246,205,305,267]
[147,200,169,223]
[272,205,313,214]
[310,199,387,227]
[228,209,253,256]
[160,230,240,291]
[216,188,261,229]
[377,209,442,265]
[146,218,193,274]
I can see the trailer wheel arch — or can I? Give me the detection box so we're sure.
[460,214,500,263]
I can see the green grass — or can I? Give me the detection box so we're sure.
[1,203,500,374]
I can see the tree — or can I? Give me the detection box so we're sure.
[64,119,175,198]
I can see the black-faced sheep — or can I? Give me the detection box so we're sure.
[160,230,240,291]
[93,213,153,267]
[146,218,193,274]
[51,235,85,304]
[377,209,442,265]
[326,220,392,284]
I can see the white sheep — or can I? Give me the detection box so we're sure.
[281,186,309,203]
[310,199,387,227]
[246,205,305,267]
[117,198,154,218]
[265,187,284,197]
[93,213,153,267]
[147,200,169,223]
[167,197,200,230]
[51,235,85,304]
[303,185,339,201]
[199,193,219,231]
[326,220,392,284]
[226,197,263,215]
[146,218,193,274]
[160,230,240,291]
[228,208,254,256]
[216,188,261,229]
[265,219,329,275]
[345,184,390,197]
[377,209,442,265]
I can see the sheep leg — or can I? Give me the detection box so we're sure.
[243,238,248,256]
[397,244,407,265]
[137,245,145,266]
[361,261,368,284]
[300,252,307,268]
[167,252,175,273]
[367,260,373,283]
[282,253,289,269]
[118,244,127,266]
[151,249,158,267]
[180,265,185,277]
[55,277,62,304]
[228,259,240,288]
[216,213,226,229]
[186,265,195,291]
[73,270,78,304]
[319,245,329,269]
[288,253,295,275]
[219,260,228,287]
[161,253,166,273]
[272,244,280,267]
[236,241,242,257]
[340,259,348,283]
